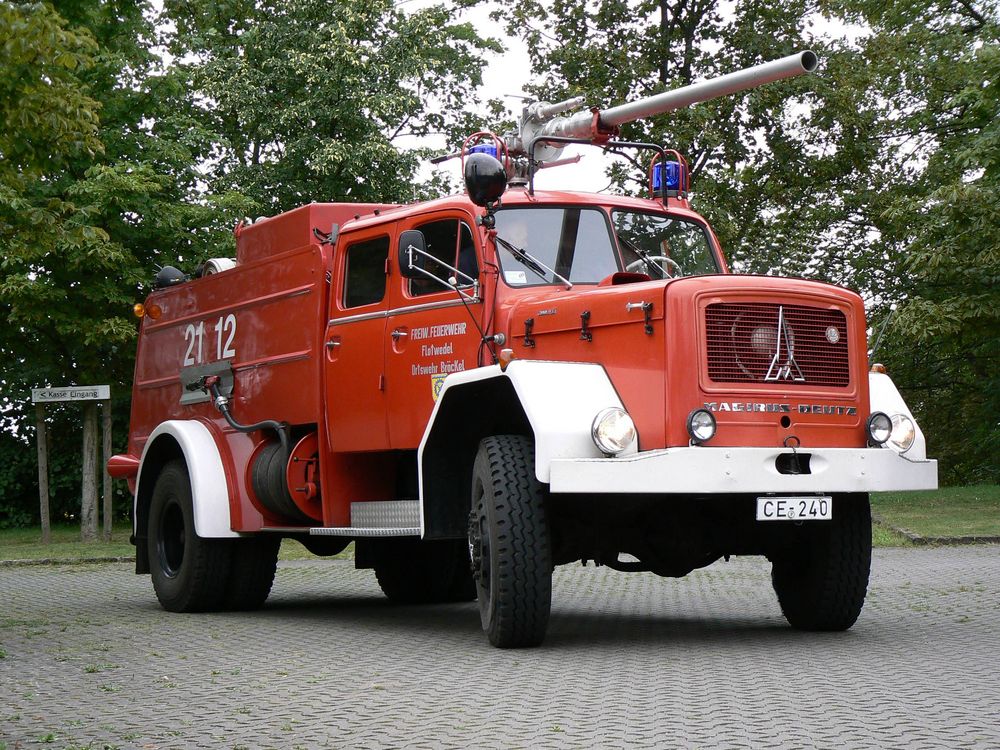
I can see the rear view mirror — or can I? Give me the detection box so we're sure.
[398,230,427,279]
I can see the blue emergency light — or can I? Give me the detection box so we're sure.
[468,144,499,159]
[652,161,682,193]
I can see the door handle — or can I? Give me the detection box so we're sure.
[326,340,341,349]
[391,329,408,341]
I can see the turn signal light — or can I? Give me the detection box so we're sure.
[498,348,515,371]
[134,302,162,319]
[871,363,887,373]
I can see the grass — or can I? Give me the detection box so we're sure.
[0,524,134,562]
[871,523,914,547]
[0,523,352,562]
[0,486,995,561]
[870,484,1000,539]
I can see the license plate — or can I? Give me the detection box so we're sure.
[756,496,832,521]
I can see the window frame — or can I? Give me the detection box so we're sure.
[341,233,391,310]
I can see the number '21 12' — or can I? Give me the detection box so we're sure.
[182,314,237,366]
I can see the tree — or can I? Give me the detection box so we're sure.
[1,0,227,404]
[0,0,228,526]
[881,32,1000,483]
[162,0,502,215]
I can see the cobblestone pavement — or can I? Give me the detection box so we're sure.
[1,546,999,749]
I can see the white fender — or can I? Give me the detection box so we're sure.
[868,371,928,461]
[422,360,637,483]
[137,420,239,538]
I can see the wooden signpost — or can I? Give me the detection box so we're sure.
[30,385,112,544]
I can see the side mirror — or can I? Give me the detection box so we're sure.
[398,230,427,279]
[464,153,507,207]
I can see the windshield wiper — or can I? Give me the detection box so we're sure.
[495,235,573,290]
[618,235,666,279]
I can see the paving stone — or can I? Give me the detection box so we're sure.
[0,547,998,748]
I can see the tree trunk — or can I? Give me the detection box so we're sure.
[102,401,113,541]
[81,403,99,542]
[35,404,50,545]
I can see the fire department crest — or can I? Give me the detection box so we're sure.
[431,373,447,401]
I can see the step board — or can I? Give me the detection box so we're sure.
[309,500,420,537]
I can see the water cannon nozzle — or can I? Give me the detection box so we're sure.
[527,96,586,122]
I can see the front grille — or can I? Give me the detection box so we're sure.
[706,303,850,386]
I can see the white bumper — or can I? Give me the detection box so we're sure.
[548,446,937,495]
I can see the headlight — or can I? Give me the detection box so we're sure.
[888,413,915,453]
[591,407,636,455]
[866,412,891,445]
[686,408,717,445]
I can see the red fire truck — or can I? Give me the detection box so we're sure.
[109,51,936,648]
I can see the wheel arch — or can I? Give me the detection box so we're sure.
[420,375,531,539]
[418,361,632,539]
[135,421,240,563]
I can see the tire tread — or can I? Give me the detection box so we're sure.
[476,435,552,648]
[772,493,871,631]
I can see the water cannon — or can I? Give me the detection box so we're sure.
[511,51,817,164]
[441,50,818,196]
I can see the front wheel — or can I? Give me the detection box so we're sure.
[770,493,872,631]
[469,435,552,648]
[148,460,233,612]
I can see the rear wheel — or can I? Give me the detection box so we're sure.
[224,536,280,610]
[148,460,232,612]
[771,493,872,631]
[373,539,475,604]
[468,435,552,648]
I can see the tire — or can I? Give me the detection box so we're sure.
[468,435,552,648]
[770,493,872,631]
[147,460,232,613]
[373,539,476,604]
[224,536,280,610]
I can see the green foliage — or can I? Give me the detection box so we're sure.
[1,1,221,407]
[885,37,1000,483]
[0,432,36,528]
[163,0,501,213]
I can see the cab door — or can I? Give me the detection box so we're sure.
[324,227,393,451]
[385,213,483,448]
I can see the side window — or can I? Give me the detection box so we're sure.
[409,219,479,297]
[344,235,389,308]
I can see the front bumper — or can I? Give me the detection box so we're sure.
[548,446,937,495]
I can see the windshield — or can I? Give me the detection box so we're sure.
[494,207,619,286]
[611,211,718,278]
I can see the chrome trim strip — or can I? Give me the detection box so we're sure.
[327,309,389,326]
[328,297,481,327]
